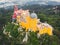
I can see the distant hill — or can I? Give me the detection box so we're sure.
[25,1,60,6]
[0,1,60,8]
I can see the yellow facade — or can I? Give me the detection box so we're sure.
[29,18,38,32]
[16,10,53,36]
[16,15,20,23]
[18,16,38,32]
[39,26,53,35]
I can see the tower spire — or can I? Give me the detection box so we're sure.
[14,5,18,12]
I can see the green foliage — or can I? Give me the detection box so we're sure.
[39,34,60,45]
[4,22,19,38]
[26,32,40,45]
[3,22,60,45]
[0,8,60,45]
[38,13,60,30]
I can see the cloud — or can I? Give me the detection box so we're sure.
[0,0,60,8]
[49,0,60,2]
[0,0,31,8]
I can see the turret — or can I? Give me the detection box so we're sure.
[30,11,37,19]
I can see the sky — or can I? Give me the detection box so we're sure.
[0,0,60,8]
[0,0,60,3]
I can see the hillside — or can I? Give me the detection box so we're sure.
[0,5,60,45]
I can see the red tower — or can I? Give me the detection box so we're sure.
[12,5,18,23]
[12,5,18,19]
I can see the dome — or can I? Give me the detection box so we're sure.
[30,12,37,18]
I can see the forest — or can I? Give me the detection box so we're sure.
[0,5,60,45]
